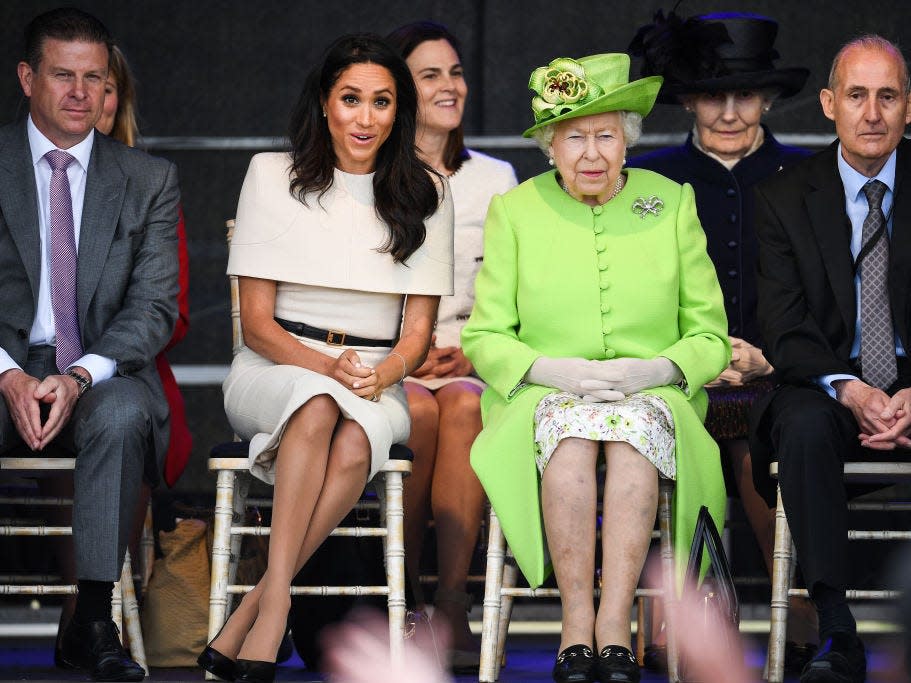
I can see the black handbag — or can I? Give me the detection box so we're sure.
[678,505,741,682]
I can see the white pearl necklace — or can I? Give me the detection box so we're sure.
[559,173,625,204]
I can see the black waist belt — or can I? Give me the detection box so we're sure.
[274,317,395,348]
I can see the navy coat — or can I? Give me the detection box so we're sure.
[629,126,808,348]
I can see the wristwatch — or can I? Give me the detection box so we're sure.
[67,369,92,398]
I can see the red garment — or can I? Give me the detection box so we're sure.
[158,206,192,487]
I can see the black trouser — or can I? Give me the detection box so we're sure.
[759,360,910,597]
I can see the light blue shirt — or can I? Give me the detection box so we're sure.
[817,144,906,396]
[0,117,116,384]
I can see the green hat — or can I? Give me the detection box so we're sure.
[522,53,663,138]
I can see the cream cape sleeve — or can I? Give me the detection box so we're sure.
[227,153,454,295]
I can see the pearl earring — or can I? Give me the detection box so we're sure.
[548,157,555,166]
[322,109,327,118]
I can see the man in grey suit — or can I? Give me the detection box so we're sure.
[0,8,178,681]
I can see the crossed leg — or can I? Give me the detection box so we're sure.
[211,394,371,662]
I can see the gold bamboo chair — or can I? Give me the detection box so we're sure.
[765,461,911,683]
[478,480,679,682]
[203,221,412,679]
[0,452,148,673]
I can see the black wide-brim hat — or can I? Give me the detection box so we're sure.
[629,11,809,104]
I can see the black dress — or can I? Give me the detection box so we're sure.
[629,126,809,439]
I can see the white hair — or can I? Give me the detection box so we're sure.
[532,111,643,158]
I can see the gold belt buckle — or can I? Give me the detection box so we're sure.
[326,329,346,346]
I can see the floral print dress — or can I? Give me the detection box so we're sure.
[533,392,676,479]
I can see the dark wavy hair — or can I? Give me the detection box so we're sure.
[288,33,439,263]
[386,21,470,174]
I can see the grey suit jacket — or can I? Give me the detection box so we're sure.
[0,120,180,472]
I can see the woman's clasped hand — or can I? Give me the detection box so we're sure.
[527,356,682,401]
[332,349,381,400]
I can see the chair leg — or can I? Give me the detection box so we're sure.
[480,508,506,682]
[120,551,147,673]
[207,469,237,659]
[766,484,792,683]
[658,481,679,683]
[112,571,123,637]
[636,595,649,663]
[383,470,407,664]
[139,501,154,592]
[494,559,517,676]
[226,473,250,601]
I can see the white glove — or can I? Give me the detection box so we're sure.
[578,357,682,401]
[526,356,624,401]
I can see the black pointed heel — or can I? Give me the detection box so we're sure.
[197,626,237,682]
[235,658,276,683]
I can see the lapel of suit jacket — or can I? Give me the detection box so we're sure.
[77,134,126,322]
[890,137,911,347]
[805,142,856,337]
[0,122,42,305]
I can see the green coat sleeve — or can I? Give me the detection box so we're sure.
[461,194,540,400]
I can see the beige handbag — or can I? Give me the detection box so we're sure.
[140,518,210,666]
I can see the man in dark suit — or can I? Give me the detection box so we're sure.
[751,35,911,683]
[0,8,178,681]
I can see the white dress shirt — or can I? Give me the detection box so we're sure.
[817,144,906,396]
[0,116,116,383]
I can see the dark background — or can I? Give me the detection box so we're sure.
[2,0,910,494]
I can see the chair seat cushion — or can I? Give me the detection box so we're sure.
[210,440,413,461]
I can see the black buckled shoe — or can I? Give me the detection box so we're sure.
[595,645,641,683]
[552,644,595,683]
[800,632,866,683]
[58,619,145,682]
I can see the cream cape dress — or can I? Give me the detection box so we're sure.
[224,153,454,483]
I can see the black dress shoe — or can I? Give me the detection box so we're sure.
[800,632,866,683]
[197,641,237,682]
[552,644,595,683]
[785,641,819,674]
[235,658,277,683]
[595,645,640,683]
[58,619,145,682]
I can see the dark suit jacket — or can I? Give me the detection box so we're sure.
[754,138,911,383]
[0,120,180,478]
[749,138,911,500]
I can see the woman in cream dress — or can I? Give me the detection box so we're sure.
[386,21,517,671]
[198,34,453,683]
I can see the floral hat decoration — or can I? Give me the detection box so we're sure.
[522,53,663,138]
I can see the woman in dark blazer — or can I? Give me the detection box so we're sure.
[627,10,816,672]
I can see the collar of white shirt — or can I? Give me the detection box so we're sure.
[26,114,94,172]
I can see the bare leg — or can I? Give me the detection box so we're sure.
[430,381,484,650]
[211,395,339,659]
[542,438,598,651]
[402,382,439,606]
[596,441,658,651]
[726,439,817,644]
[236,413,371,662]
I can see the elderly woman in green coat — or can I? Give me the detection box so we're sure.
[462,53,730,683]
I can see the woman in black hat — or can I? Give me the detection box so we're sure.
[627,10,817,673]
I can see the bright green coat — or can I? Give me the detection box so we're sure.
[462,168,731,587]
